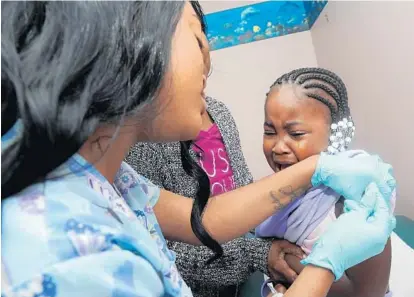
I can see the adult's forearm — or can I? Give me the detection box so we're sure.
[155,156,317,245]
[285,254,353,297]
[285,265,334,297]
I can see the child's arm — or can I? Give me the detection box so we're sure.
[332,198,391,297]
[339,239,391,297]
[284,238,391,297]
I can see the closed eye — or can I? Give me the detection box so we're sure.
[290,131,306,139]
[264,130,276,136]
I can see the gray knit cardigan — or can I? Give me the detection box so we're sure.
[126,97,271,297]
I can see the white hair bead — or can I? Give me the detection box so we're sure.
[336,132,343,138]
[331,123,338,130]
[352,126,356,131]
[340,139,345,145]
[343,118,348,124]
[330,135,336,142]
[347,122,353,127]
[328,146,335,153]
[332,142,339,148]
[338,121,344,127]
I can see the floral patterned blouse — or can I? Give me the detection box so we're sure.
[2,125,193,297]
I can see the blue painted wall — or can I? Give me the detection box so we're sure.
[205,1,327,51]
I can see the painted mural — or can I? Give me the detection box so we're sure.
[205,1,327,51]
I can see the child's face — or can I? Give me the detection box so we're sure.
[263,84,332,173]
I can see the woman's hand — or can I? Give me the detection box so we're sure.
[301,183,396,280]
[268,240,305,283]
[311,151,395,202]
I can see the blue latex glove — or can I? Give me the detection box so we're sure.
[301,183,396,280]
[312,151,395,203]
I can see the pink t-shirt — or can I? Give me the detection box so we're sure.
[193,124,236,196]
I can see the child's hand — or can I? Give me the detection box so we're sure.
[267,239,304,283]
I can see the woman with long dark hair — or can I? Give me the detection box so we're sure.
[2,1,395,297]
[126,14,304,296]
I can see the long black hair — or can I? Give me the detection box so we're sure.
[1,0,223,261]
[1,1,185,197]
[180,2,224,263]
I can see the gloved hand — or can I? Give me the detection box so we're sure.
[312,151,395,203]
[301,183,396,280]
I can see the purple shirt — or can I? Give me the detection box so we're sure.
[256,150,367,244]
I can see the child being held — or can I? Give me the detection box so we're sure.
[256,68,396,297]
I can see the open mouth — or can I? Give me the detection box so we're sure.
[274,162,294,172]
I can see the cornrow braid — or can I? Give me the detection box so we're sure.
[270,67,350,122]
[269,67,355,154]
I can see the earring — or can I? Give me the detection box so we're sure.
[327,117,355,155]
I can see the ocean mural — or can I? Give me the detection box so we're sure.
[205,1,327,51]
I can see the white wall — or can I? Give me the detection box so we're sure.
[206,31,318,180]
[311,1,414,218]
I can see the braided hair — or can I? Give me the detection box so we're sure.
[269,68,355,154]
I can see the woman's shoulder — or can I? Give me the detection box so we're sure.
[1,181,114,284]
[206,96,238,132]
[1,171,170,296]
[116,162,161,207]
[127,141,180,161]
[206,96,231,115]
